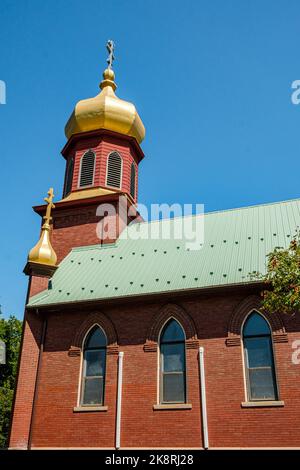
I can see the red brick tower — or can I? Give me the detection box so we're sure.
[9,43,146,449]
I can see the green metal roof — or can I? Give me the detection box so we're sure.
[27,198,300,308]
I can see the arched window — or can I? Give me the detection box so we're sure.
[81,326,107,406]
[79,150,95,187]
[243,311,277,401]
[106,151,122,188]
[64,157,74,196]
[130,163,136,199]
[160,319,186,403]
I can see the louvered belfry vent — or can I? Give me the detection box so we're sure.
[106,152,122,188]
[64,157,74,196]
[79,150,95,187]
[130,163,136,199]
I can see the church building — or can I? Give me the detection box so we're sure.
[9,43,300,449]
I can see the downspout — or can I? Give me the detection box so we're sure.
[199,346,209,450]
[115,351,124,450]
[28,311,47,450]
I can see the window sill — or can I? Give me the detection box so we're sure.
[241,401,284,408]
[73,406,108,412]
[153,404,192,410]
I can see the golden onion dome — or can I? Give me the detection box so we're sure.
[65,67,145,144]
[27,188,57,267]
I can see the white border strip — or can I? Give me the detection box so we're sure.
[199,347,209,450]
[116,351,124,450]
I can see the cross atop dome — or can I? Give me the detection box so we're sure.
[64,41,145,144]
[106,39,115,69]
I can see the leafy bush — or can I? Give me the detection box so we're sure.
[0,313,22,448]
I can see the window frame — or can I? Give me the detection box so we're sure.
[78,149,96,189]
[63,156,74,197]
[158,318,187,405]
[242,310,279,402]
[106,151,123,189]
[79,325,107,407]
[130,162,136,199]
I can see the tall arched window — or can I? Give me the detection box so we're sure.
[81,326,107,406]
[64,157,74,196]
[243,311,277,401]
[79,150,95,187]
[130,163,136,199]
[106,151,122,188]
[160,319,186,403]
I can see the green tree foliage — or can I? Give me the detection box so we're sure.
[252,232,300,315]
[0,312,22,448]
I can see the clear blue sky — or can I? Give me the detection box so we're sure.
[0,0,299,319]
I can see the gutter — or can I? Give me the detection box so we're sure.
[26,281,264,311]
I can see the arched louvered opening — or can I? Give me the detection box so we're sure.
[130,163,136,199]
[64,157,74,196]
[106,151,122,189]
[79,150,95,187]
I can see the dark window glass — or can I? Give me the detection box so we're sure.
[107,152,122,188]
[85,350,106,376]
[79,150,95,187]
[161,343,185,372]
[163,374,185,403]
[243,313,270,336]
[81,326,107,406]
[160,319,186,403]
[130,163,136,199]
[86,328,106,349]
[243,312,277,401]
[64,157,74,196]
[161,320,185,342]
[83,377,103,405]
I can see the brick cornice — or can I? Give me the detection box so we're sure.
[61,128,145,162]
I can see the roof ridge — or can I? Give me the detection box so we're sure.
[204,197,300,216]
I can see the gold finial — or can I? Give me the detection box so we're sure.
[27,188,57,267]
[100,40,117,91]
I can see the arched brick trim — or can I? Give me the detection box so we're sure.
[144,303,198,352]
[226,295,287,346]
[69,311,118,356]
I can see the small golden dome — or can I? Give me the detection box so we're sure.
[27,188,57,267]
[65,67,145,144]
[28,224,57,266]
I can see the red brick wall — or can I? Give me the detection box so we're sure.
[51,201,129,262]
[9,311,43,449]
[29,276,49,297]
[10,293,300,449]
[65,134,139,201]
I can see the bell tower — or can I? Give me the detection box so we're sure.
[62,40,145,204]
[25,42,145,291]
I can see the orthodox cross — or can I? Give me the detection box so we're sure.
[106,39,115,69]
[43,187,55,226]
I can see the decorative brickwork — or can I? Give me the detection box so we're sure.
[226,295,288,346]
[144,303,199,352]
[71,311,118,349]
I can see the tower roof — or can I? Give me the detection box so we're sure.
[64,43,145,143]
